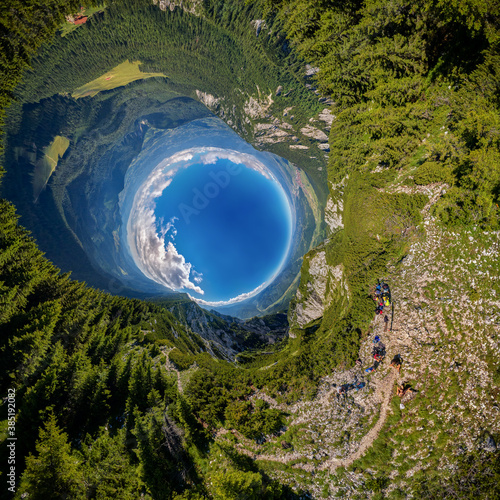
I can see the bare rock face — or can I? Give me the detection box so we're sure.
[244,93,273,119]
[325,196,343,233]
[154,0,200,15]
[290,250,349,328]
[325,177,347,234]
[195,90,221,109]
[300,125,328,142]
[318,108,335,130]
[305,65,319,76]
[251,19,267,36]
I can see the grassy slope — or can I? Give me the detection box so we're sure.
[71,59,165,98]
[348,207,500,496]
[59,5,106,37]
[32,135,70,201]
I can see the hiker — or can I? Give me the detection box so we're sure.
[384,315,389,331]
[396,383,411,398]
[338,384,351,396]
[380,282,391,302]
[372,342,386,359]
[390,355,402,373]
[354,382,365,391]
[375,302,384,315]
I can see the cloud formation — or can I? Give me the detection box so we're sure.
[128,206,203,294]
[125,147,288,303]
[188,281,268,307]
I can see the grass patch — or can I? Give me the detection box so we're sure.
[71,60,165,98]
[32,135,70,202]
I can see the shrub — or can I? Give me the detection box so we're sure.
[414,161,453,185]
[169,349,195,371]
[224,399,286,440]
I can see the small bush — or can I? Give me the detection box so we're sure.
[169,348,195,370]
[414,161,453,185]
[224,399,286,440]
[493,366,500,386]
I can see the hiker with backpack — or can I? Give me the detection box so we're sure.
[384,315,389,331]
[391,355,402,373]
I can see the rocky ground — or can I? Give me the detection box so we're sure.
[212,191,500,497]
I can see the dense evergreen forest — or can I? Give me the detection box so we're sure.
[253,0,500,229]
[1,0,499,498]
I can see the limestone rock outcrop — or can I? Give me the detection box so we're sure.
[289,250,349,328]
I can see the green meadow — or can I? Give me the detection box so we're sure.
[32,135,70,202]
[71,60,165,99]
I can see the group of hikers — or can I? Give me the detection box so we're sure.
[335,280,414,401]
[365,281,402,374]
[373,281,391,317]
[365,335,387,372]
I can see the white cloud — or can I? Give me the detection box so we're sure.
[159,217,178,240]
[192,270,203,284]
[188,281,267,307]
[128,206,203,294]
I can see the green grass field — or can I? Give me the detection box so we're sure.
[33,135,70,202]
[71,60,165,99]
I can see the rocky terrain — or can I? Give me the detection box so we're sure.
[165,299,289,360]
[205,188,500,497]
[288,249,350,328]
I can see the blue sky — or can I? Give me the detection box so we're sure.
[153,158,292,301]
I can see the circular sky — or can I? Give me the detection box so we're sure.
[6,99,318,315]
[124,147,293,307]
[4,93,319,315]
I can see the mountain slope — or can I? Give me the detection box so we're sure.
[1,0,500,498]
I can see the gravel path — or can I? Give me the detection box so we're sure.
[320,368,396,471]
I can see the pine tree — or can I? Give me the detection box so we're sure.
[17,414,86,499]
[80,428,144,499]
